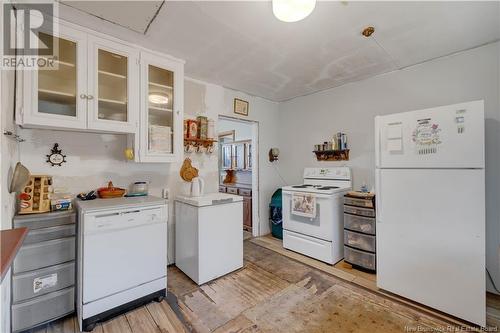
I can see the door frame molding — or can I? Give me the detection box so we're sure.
[218,115,260,237]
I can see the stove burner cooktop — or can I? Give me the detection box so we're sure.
[290,185,340,190]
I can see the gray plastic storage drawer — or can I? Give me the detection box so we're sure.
[13,237,75,274]
[12,262,75,303]
[12,287,74,332]
[344,246,376,271]
[344,214,376,235]
[343,205,375,218]
[344,230,376,253]
[24,224,75,245]
[344,197,374,208]
[227,187,238,195]
[13,211,75,230]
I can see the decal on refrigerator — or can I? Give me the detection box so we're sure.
[456,109,466,134]
[33,273,58,293]
[412,118,441,155]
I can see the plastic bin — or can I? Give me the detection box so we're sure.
[269,189,283,239]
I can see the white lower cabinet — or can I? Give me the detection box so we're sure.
[16,16,184,159]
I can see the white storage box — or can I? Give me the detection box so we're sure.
[175,193,243,285]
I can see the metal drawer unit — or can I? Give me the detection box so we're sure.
[343,194,376,272]
[12,211,76,332]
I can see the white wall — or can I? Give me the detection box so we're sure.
[278,42,500,293]
[181,78,281,236]
[17,77,281,263]
[218,118,253,141]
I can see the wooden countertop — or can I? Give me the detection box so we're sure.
[0,227,28,282]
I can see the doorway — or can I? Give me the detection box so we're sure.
[217,116,259,238]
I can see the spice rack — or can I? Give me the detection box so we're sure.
[184,138,217,151]
[313,149,350,161]
[184,116,216,153]
[19,175,52,214]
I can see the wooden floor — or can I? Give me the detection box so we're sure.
[31,237,500,332]
[243,230,252,241]
[27,298,187,333]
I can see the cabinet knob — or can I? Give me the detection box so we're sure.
[87,95,94,100]
[80,94,87,99]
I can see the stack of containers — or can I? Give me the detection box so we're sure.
[343,192,376,272]
[11,211,76,332]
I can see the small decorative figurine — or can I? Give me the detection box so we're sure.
[46,143,67,167]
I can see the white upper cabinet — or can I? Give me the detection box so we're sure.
[20,24,88,130]
[87,36,139,133]
[16,18,184,163]
[133,51,184,163]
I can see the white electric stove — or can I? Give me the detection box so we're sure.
[282,167,352,264]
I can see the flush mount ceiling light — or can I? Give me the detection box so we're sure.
[148,93,169,104]
[272,0,316,22]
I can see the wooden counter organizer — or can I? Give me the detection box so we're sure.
[19,175,52,214]
[313,149,350,161]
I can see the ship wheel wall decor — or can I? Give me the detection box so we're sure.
[46,143,67,166]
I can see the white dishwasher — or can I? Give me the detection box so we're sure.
[76,196,167,332]
[175,193,243,285]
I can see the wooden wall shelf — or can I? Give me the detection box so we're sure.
[313,149,350,161]
[184,138,217,147]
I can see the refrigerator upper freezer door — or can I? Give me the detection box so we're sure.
[376,168,485,326]
[375,100,484,169]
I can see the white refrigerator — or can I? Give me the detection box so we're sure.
[375,100,485,326]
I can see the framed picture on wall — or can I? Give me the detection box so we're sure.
[234,98,249,116]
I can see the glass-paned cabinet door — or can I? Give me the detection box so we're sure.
[138,51,184,163]
[234,143,246,170]
[221,144,233,169]
[97,49,128,122]
[38,33,77,117]
[146,64,174,154]
[245,143,252,170]
[23,25,88,129]
[88,36,139,133]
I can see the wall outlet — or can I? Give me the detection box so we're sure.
[162,188,169,199]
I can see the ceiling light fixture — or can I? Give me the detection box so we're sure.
[148,94,169,104]
[272,0,316,23]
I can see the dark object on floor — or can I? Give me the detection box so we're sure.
[270,189,283,239]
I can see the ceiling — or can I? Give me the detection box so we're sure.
[59,1,500,102]
[60,0,163,33]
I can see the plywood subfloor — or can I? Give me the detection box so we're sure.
[34,237,500,332]
[251,235,500,329]
[168,240,490,333]
[334,260,377,283]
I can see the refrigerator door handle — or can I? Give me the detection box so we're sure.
[374,116,381,168]
[375,169,381,223]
